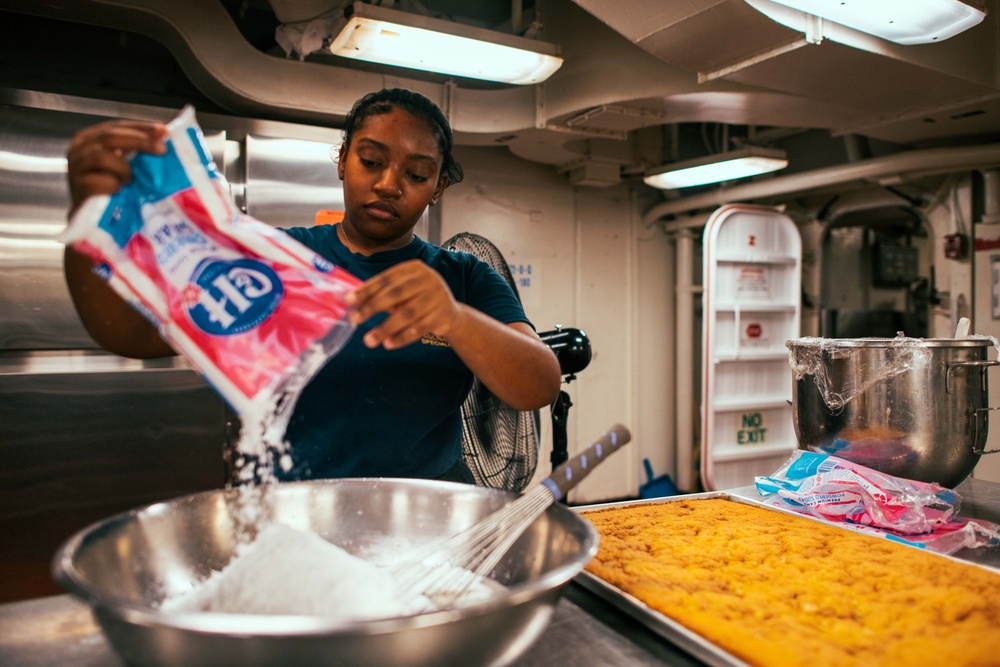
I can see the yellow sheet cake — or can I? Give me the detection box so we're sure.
[582,497,1000,667]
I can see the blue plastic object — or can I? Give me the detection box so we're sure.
[639,458,677,499]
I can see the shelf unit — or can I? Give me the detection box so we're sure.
[701,204,802,490]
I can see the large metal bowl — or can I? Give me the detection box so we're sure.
[52,478,598,667]
[787,336,1000,487]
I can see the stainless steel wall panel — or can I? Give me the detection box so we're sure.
[0,105,100,350]
[245,134,344,227]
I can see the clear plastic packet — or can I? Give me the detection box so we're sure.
[755,450,1000,554]
[60,105,361,421]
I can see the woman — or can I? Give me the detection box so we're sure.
[64,88,562,484]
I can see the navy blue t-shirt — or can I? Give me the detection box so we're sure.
[277,225,529,481]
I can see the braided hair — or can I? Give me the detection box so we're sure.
[341,88,464,187]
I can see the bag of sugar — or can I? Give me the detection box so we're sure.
[755,450,1000,554]
[60,106,361,424]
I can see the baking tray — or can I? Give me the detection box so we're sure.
[571,490,999,667]
[572,492,755,667]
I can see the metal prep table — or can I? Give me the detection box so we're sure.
[2,478,998,667]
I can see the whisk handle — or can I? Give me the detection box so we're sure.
[541,423,632,500]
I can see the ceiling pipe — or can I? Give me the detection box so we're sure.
[982,169,1000,225]
[672,228,697,493]
[642,142,1000,227]
[662,212,714,234]
[842,134,872,163]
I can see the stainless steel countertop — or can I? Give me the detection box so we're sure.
[2,478,997,667]
[0,588,710,667]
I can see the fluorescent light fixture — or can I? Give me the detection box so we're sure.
[765,0,987,45]
[643,147,789,190]
[328,2,564,85]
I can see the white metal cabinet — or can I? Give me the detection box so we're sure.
[701,204,801,490]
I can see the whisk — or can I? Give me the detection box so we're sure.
[391,423,632,611]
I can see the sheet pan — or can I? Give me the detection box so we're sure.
[573,492,754,667]
[571,489,999,667]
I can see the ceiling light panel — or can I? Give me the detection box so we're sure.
[644,147,789,190]
[329,2,564,85]
[766,0,987,45]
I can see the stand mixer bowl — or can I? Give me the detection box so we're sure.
[787,336,1000,488]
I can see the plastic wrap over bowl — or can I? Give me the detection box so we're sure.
[787,336,1000,488]
[52,478,599,667]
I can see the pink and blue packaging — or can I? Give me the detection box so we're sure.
[61,106,361,415]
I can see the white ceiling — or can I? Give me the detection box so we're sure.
[2,0,998,197]
[569,0,999,145]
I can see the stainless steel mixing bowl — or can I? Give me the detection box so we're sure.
[787,336,1000,488]
[52,478,599,667]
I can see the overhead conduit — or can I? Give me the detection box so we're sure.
[0,0,538,132]
[643,141,1000,226]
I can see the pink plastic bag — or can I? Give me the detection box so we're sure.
[755,450,1000,554]
[61,106,361,417]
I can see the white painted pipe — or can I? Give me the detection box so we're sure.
[663,212,713,234]
[983,169,1000,223]
[643,142,1000,225]
[674,229,696,492]
[511,0,523,33]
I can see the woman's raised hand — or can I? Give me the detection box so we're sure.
[345,259,464,349]
[66,120,167,213]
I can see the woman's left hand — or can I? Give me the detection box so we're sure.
[345,259,562,409]
[345,259,463,349]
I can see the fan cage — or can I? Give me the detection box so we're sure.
[444,232,541,492]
